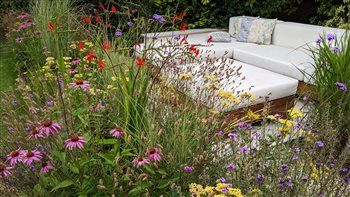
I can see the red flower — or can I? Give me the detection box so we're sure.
[47,21,54,32]
[103,40,111,51]
[207,36,213,45]
[172,14,178,22]
[136,56,144,67]
[105,22,112,28]
[95,16,102,24]
[180,22,186,31]
[111,5,117,14]
[78,41,84,50]
[99,3,105,10]
[180,11,186,20]
[83,15,92,24]
[98,58,105,69]
[86,50,95,61]
[179,35,188,44]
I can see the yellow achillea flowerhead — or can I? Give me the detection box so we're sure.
[278,127,291,135]
[189,183,205,197]
[218,90,232,98]
[179,73,193,80]
[278,119,295,127]
[84,41,94,47]
[205,75,219,82]
[247,110,260,120]
[248,188,262,196]
[214,194,227,197]
[63,57,72,61]
[287,108,302,118]
[267,115,276,121]
[221,100,230,107]
[240,92,252,98]
[228,96,241,104]
[111,76,117,81]
[209,109,220,115]
[70,43,77,49]
[45,57,55,65]
[204,186,214,194]
[228,188,244,197]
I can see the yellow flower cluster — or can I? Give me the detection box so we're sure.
[246,110,260,121]
[218,90,241,105]
[287,108,302,118]
[189,183,245,197]
[179,73,193,80]
[278,119,295,127]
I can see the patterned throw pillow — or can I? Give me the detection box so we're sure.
[237,17,277,44]
[208,32,231,42]
[230,16,259,38]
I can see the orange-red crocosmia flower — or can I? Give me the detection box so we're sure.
[179,35,188,45]
[78,41,84,50]
[172,14,178,22]
[86,50,95,61]
[99,3,105,10]
[83,15,90,24]
[111,5,117,13]
[47,21,54,32]
[207,36,213,44]
[55,22,60,28]
[95,16,102,24]
[136,56,144,67]
[180,11,186,20]
[103,41,111,51]
[180,22,186,31]
[98,58,105,69]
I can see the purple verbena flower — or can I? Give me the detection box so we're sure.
[281,164,289,174]
[127,21,134,27]
[226,163,236,171]
[292,155,299,161]
[326,34,336,41]
[301,175,308,182]
[239,146,250,153]
[315,38,322,44]
[333,46,340,53]
[316,140,324,149]
[183,165,193,172]
[115,29,122,37]
[256,174,265,184]
[152,14,166,23]
[335,82,347,92]
[228,132,237,140]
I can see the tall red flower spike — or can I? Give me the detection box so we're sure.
[207,36,213,45]
[136,56,144,67]
[83,15,91,24]
[95,16,102,24]
[172,14,178,22]
[180,22,187,31]
[98,58,105,69]
[86,50,95,61]
[179,35,188,45]
[111,5,117,14]
[99,3,105,10]
[103,40,111,51]
[180,11,186,20]
[78,41,84,50]
[47,21,54,32]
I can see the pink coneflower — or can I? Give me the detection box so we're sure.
[15,37,24,43]
[17,12,30,20]
[38,119,61,136]
[69,80,90,92]
[29,128,44,139]
[22,19,34,27]
[71,59,81,65]
[68,69,78,74]
[65,136,86,150]
[40,161,53,174]
[110,126,123,138]
[145,147,162,162]
[0,163,13,178]
[20,150,42,165]
[133,157,149,167]
[7,149,22,166]
[84,65,92,70]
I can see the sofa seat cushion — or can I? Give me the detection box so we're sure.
[233,45,314,81]
[163,58,298,111]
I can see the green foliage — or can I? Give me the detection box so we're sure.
[311,0,350,28]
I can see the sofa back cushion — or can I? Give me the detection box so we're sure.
[229,16,259,38]
[236,18,277,44]
[272,22,346,49]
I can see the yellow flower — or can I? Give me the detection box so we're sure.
[63,57,72,61]
[45,57,55,65]
[189,183,205,197]
[214,194,227,197]
[287,108,302,118]
[228,188,244,197]
[179,73,193,80]
[278,119,295,127]
[209,109,220,115]
[267,115,276,121]
[205,75,219,82]
[204,186,214,194]
[84,41,94,47]
[74,74,83,78]
[218,90,232,98]
[278,127,291,135]
[221,100,230,107]
[247,110,260,120]
[227,96,241,104]
[240,92,252,98]
[248,188,262,196]
[70,43,77,49]
[111,76,117,81]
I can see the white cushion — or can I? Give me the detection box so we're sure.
[163,59,298,111]
[233,45,314,81]
[272,22,346,49]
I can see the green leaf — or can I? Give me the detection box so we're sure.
[128,182,151,196]
[52,151,66,164]
[68,163,79,174]
[33,184,44,197]
[98,152,115,165]
[121,149,136,157]
[143,164,155,175]
[50,179,74,192]
[39,174,49,186]
[99,138,118,145]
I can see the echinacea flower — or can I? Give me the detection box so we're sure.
[71,59,81,65]
[15,37,24,43]
[17,12,30,19]
[145,147,162,162]
[40,161,53,174]
[184,165,193,172]
[65,136,86,150]
[152,14,165,23]
[38,119,61,136]
[68,69,78,74]
[7,149,22,166]
[0,163,13,178]
[69,80,90,92]
[20,150,42,165]
[110,126,123,138]
[29,128,44,139]
[335,82,347,91]
[133,157,149,167]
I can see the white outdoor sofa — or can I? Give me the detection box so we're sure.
[141,16,346,118]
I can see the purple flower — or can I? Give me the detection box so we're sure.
[278,178,292,189]
[315,38,322,44]
[341,167,349,173]
[115,29,122,37]
[316,140,324,149]
[226,163,236,171]
[217,130,224,136]
[152,14,166,23]
[228,132,237,140]
[264,163,270,168]
[274,113,281,119]
[127,21,134,27]
[152,35,158,40]
[239,146,250,153]
[183,165,193,172]
[326,34,336,41]
[335,82,347,92]
[333,46,340,53]
[237,121,246,129]
[316,161,321,169]
[71,59,81,65]
[303,96,308,101]
[301,175,308,182]
[47,100,54,106]
[256,174,265,184]
[292,155,299,161]
[173,34,181,41]
[15,37,24,43]
[251,132,261,139]
[319,195,325,197]
[217,177,226,183]
[329,162,335,168]
[344,177,350,183]
[281,164,289,174]
[222,187,228,193]
[294,148,301,153]
[11,100,18,106]
[294,121,302,128]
